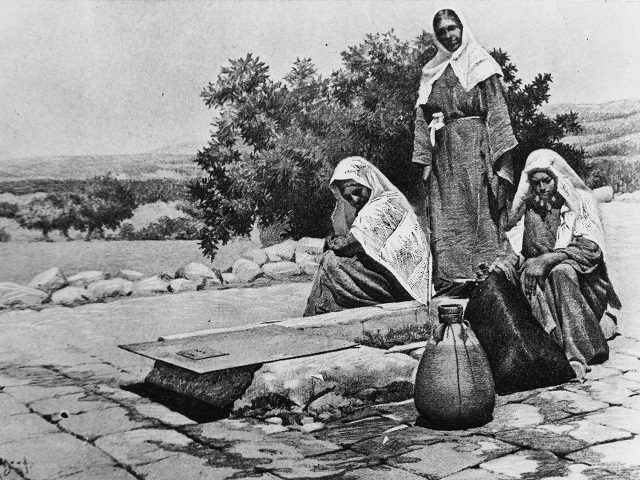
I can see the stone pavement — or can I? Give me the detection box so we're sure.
[2,281,640,479]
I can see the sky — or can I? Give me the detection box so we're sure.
[1,0,639,159]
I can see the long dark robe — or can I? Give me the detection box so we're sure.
[413,66,517,292]
[519,207,619,366]
[303,237,412,317]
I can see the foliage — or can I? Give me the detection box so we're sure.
[15,193,78,240]
[191,33,585,259]
[0,227,10,242]
[356,324,432,350]
[0,202,18,218]
[588,157,640,193]
[118,216,203,241]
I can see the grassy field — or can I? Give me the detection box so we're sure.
[0,238,256,285]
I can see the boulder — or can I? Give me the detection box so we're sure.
[67,271,107,287]
[168,278,199,293]
[263,239,298,262]
[221,272,239,284]
[0,282,48,309]
[87,278,134,300]
[593,185,614,203]
[234,346,418,409]
[51,286,95,307]
[295,251,321,275]
[27,267,67,293]
[296,237,326,256]
[118,269,146,282]
[133,276,170,295]
[240,247,269,267]
[174,262,219,282]
[232,259,263,283]
[263,261,302,278]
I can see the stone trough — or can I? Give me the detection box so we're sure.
[120,299,456,416]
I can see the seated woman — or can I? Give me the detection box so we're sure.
[491,149,621,379]
[303,156,431,317]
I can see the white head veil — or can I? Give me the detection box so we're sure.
[416,8,503,107]
[330,157,432,304]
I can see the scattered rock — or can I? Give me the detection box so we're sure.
[51,286,96,306]
[221,272,239,284]
[295,251,321,275]
[27,267,67,293]
[300,422,325,433]
[593,185,614,203]
[296,237,326,256]
[87,278,134,300]
[232,258,264,283]
[174,262,219,282]
[240,247,269,267]
[0,282,48,309]
[168,278,199,293]
[265,417,284,425]
[134,276,170,295]
[263,261,302,278]
[118,269,145,282]
[67,271,107,287]
[264,239,298,262]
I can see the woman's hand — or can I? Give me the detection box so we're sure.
[326,234,348,252]
[487,253,520,284]
[518,252,568,299]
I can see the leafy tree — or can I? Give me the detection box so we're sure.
[15,194,71,240]
[192,32,585,259]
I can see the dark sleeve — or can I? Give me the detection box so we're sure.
[412,107,432,167]
[556,237,603,273]
[480,75,518,182]
[328,232,365,257]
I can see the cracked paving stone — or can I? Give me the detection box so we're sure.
[479,450,569,479]
[494,389,542,406]
[342,464,428,479]
[131,452,264,480]
[0,413,58,445]
[56,466,138,480]
[3,384,84,404]
[263,449,380,479]
[58,406,155,440]
[265,430,341,456]
[184,418,271,449]
[522,392,575,422]
[0,366,67,387]
[563,380,635,405]
[604,353,640,372]
[609,336,640,358]
[599,375,640,393]
[348,425,438,459]
[621,394,640,410]
[133,402,197,426]
[475,403,544,434]
[387,435,517,478]
[0,392,29,416]
[526,389,608,416]
[540,462,630,479]
[584,406,640,434]
[441,468,512,479]
[30,392,115,416]
[0,373,32,388]
[95,384,146,402]
[313,416,403,447]
[0,432,114,480]
[567,436,640,479]
[586,365,623,381]
[621,370,640,384]
[94,428,193,466]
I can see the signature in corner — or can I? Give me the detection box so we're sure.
[1,457,29,476]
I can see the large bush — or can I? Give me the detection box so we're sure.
[192,32,585,259]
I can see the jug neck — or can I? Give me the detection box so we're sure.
[438,304,464,324]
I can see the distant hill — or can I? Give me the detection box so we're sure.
[543,98,640,164]
[0,152,200,181]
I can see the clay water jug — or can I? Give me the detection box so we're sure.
[414,304,495,429]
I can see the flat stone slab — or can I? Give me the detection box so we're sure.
[95,428,193,466]
[58,406,155,440]
[567,436,640,478]
[584,406,640,434]
[0,433,114,480]
[479,450,570,479]
[314,416,404,447]
[60,466,138,480]
[3,384,84,404]
[343,465,428,479]
[475,403,545,434]
[387,436,517,479]
[0,392,30,416]
[29,392,115,416]
[524,389,608,416]
[0,413,58,445]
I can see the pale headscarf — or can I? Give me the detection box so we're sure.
[330,157,432,304]
[506,149,607,255]
[416,9,503,107]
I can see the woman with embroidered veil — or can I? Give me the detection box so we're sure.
[489,149,621,380]
[412,8,517,295]
[303,157,431,317]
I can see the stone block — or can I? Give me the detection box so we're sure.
[232,258,264,283]
[0,433,114,480]
[476,403,544,434]
[133,275,170,295]
[0,282,48,309]
[295,237,326,256]
[527,389,608,416]
[241,247,269,267]
[480,450,569,479]
[585,406,640,434]
[174,262,218,281]
[67,270,106,287]
[564,379,634,405]
[87,278,133,300]
[118,269,145,282]
[95,428,192,466]
[51,286,95,306]
[567,436,640,478]
[0,413,58,445]
[593,185,614,203]
[263,261,302,278]
[264,239,297,262]
[27,267,67,293]
[168,278,199,293]
[58,406,154,440]
[221,272,238,284]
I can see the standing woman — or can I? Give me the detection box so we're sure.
[413,9,517,295]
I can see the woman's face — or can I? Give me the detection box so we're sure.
[435,17,462,53]
[530,171,557,201]
[337,181,371,211]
